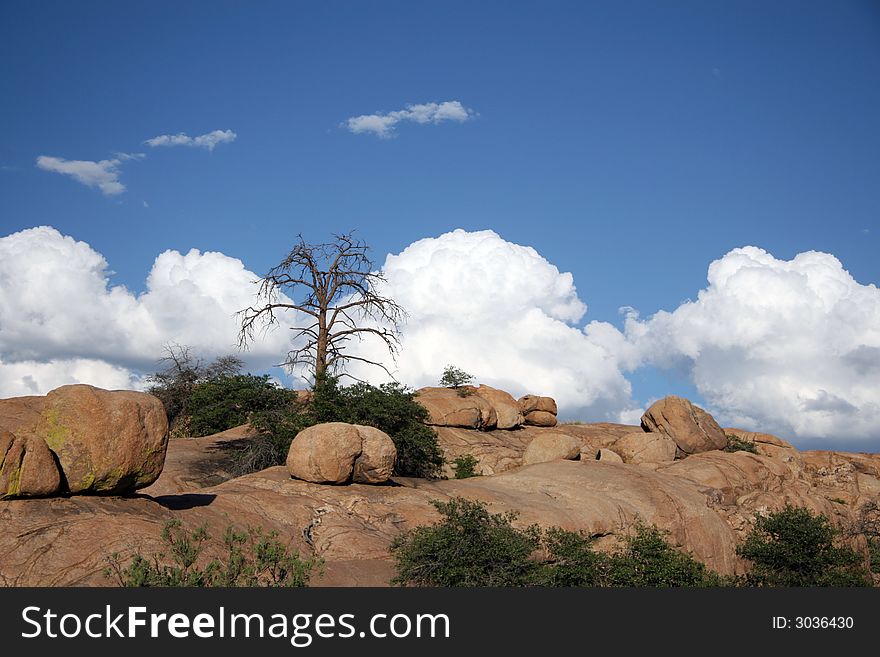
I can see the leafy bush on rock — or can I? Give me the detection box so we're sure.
[737,505,869,587]
[452,454,480,479]
[104,519,321,587]
[390,497,726,587]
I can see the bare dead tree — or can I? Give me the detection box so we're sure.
[237,232,405,383]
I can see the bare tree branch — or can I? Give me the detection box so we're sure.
[238,232,406,384]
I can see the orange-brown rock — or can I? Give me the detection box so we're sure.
[139,424,258,497]
[522,432,581,465]
[433,426,538,477]
[558,423,639,459]
[0,459,742,585]
[473,385,524,429]
[0,385,169,495]
[641,396,727,455]
[286,422,396,485]
[1,417,877,587]
[352,425,397,484]
[524,410,558,427]
[725,428,802,466]
[596,448,624,463]
[0,430,62,498]
[612,431,677,464]
[415,387,497,429]
[518,395,557,416]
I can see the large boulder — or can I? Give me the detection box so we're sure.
[612,431,677,465]
[522,432,581,465]
[518,395,558,416]
[641,396,727,455]
[415,387,497,430]
[473,385,524,429]
[519,395,558,427]
[286,422,396,485]
[524,410,558,427]
[0,385,169,495]
[352,425,398,484]
[0,431,62,498]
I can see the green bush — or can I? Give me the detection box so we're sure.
[531,527,604,587]
[603,524,727,587]
[452,454,480,479]
[104,519,321,587]
[439,365,475,397]
[724,435,758,454]
[737,505,870,587]
[239,373,444,479]
[390,498,541,586]
[188,374,293,437]
[390,498,726,587]
[146,346,243,434]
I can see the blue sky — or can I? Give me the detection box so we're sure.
[1,1,879,447]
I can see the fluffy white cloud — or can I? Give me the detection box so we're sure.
[3,225,876,447]
[624,246,880,443]
[144,129,237,151]
[344,101,473,138]
[344,229,640,422]
[0,358,144,398]
[0,226,297,395]
[35,155,127,195]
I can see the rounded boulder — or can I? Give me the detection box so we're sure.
[33,385,169,494]
[640,396,727,455]
[523,432,581,465]
[287,422,397,485]
[0,430,62,498]
[524,410,558,427]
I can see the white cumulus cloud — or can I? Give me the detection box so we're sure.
[624,246,880,443]
[343,229,640,422]
[0,358,144,398]
[3,226,877,448]
[35,155,127,195]
[144,129,237,151]
[0,226,297,396]
[344,101,474,138]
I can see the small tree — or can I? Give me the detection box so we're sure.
[724,435,758,454]
[737,505,869,586]
[187,374,292,437]
[603,524,725,587]
[390,498,540,586]
[238,233,405,384]
[452,454,480,479]
[146,344,244,434]
[439,365,474,389]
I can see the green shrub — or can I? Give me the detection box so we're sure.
[146,346,243,434]
[238,373,444,479]
[390,498,541,586]
[104,519,321,587]
[737,505,870,587]
[531,527,604,587]
[604,524,727,587]
[439,365,475,397]
[452,454,480,479]
[868,539,880,575]
[724,435,758,454]
[188,374,293,437]
[390,498,726,587]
